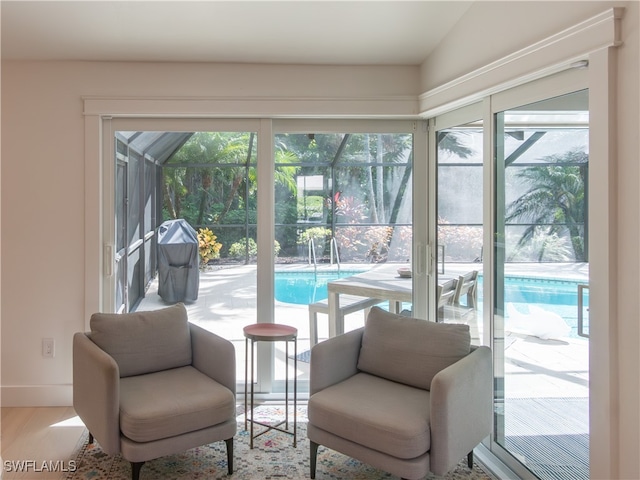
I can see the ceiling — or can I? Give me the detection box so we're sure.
[1,1,473,65]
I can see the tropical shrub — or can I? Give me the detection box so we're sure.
[437,217,483,262]
[229,237,281,258]
[197,227,222,266]
[334,192,367,222]
[297,227,332,245]
[334,225,412,263]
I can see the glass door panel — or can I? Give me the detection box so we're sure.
[129,130,259,388]
[163,131,259,388]
[493,90,589,479]
[436,116,484,345]
[115,151,127,313]
[273,130,414,393]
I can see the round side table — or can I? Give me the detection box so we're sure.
[243,323,298,448]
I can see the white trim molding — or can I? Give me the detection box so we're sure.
[419,8,624,117]
[587,45,619,480]
[83,96,420,119]
[2,385,73,407]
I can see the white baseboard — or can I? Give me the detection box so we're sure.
[1,385,73,407]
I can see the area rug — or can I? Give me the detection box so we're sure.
[67,405,493,479]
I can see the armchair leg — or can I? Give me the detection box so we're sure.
[468,450,474,469]
[225,438,234,474]
[131,461,144,480]
[310,441,319,479]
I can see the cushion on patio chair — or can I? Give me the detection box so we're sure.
[357,307,471,390]
[119,365,236,442]
[89,303,192,377]
[307,372,431,459]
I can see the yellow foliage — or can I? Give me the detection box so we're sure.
[197,227,222,266]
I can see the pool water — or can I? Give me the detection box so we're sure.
[274,270,365,305]
[491,276,589,307]
[478,276,589,338]
[274,270,589,338]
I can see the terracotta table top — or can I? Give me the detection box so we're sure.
[243,323,297,342]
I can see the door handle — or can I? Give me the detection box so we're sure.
[577,283,589,338]
[104,244,113,277]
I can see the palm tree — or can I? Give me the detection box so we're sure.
[437,131,474,159]
[165,131,252,225]
[506,149,588,261]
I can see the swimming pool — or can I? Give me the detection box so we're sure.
[490,276,588,306]
[274,269,366,305]
[274,270,589,337]
[477,275,589,338]
[275,271,588,307]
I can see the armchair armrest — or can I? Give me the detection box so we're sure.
[72,332,121,455]
[310,327,363,395]
[190,323,236,395]
[429,345,492,476]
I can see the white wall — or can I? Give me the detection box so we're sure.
[420,1,630,91]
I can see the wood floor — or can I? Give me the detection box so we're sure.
[1,407,86,479]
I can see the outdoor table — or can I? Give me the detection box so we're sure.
[327,264,413,338]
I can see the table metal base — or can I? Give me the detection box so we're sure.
[243,323,298,448]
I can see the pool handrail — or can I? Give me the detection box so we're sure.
[308,238,318,277]
[330,237,341,272]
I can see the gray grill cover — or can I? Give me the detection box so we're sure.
[157,219,200,303]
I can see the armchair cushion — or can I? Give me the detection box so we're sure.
[119,365,235,443]
[89,303,192,378]
[357,307,471,390]
[308,372,431,459]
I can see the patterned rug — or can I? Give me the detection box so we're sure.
[66,405,493,479]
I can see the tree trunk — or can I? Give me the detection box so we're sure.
[389,161,412,225]
[376,135,385,222]
[218,133,255,223]
[365,135,379,223]
[196,172,212,225]
[385,161,413,251]
[217,174,244,223]
[163,182,178,219]
[568,224,585,261]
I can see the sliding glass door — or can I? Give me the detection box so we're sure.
[493,89,589,480]
[271,120,419,393]
[106,118,426,396]
[107,119,262,390]
[431,69,590,479]
[433,104,484,345]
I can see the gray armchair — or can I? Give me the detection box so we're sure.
[73,303,236,480]
[308,307,492,480]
